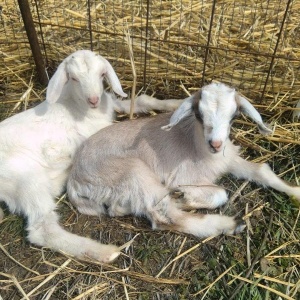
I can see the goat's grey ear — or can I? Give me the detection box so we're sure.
[237,95,272,135]
[103,57,127,98]
[161,92,199,131]
[46,61,68,104]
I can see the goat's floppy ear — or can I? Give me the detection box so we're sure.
[161,90,201,131]
[103,57,127,98]
[236,94,272,135]
[46,61,68,104]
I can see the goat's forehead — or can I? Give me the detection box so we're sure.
[66,54,106,75]
[199,85,237,116]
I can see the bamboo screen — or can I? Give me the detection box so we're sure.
[1,0,300,111]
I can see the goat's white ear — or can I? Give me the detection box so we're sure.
[103,58,127,98]
[161,93,197,131]
[46,61,68,104]
[237,95,272,135]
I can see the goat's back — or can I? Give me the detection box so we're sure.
[73,112,194,162]
[72,111,240,188]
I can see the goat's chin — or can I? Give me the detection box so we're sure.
[208,146,223,154]
[88,102,99,109]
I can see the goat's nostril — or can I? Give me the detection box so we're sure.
[88,96,99,105]
[209,140,222,149]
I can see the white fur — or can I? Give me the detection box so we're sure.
[0,50,183,262]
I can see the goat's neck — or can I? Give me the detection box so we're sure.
[57,89,114,122]
[174,115,211,159]
[192,117,212,158]
[54,89,114,138]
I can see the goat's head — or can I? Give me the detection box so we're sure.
[162,82,272,153]
[46,50,127,108]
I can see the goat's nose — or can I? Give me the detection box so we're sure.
[88,96,99,106]
[209,140,223,151]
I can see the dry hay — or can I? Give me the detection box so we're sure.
[0,0,299,299]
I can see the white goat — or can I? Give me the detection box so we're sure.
[0,50,182,263]
[68,82,300,261]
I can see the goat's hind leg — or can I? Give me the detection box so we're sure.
[100,162,244,237]
[69,157,245,241]
[171,184,228,210]
[68,157,169,218]
[27,210,120,263]
[18,177,119,263]
[229,157,300,202]
[88,160,245,237]
[149,195,245,238]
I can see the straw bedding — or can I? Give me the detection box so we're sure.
[0,0,299,299]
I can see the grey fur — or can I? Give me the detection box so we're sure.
[68,82,300,247]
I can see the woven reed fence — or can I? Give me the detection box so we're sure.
[1,0,300,105]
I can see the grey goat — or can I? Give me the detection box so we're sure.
[68,82,300,262]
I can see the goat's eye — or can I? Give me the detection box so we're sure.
[206,126,213,133]
[71,77,79,82]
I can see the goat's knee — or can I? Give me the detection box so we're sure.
[171,185,228,210]
[70,193,105,216]
[148,194,245,238]
[153,204,245,238]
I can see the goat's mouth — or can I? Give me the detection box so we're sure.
[87,100,100,108]
[209,146,223,153]
[208,140,223,153]
[88,102,99,108]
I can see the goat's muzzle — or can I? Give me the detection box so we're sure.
[209,140,223,153]
[88,96,100,108]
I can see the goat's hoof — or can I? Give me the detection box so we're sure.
[107,251,121,262]
[100,246,121,263]
[85,244,121,263]
[170,189,184,199]
[233,220,246,234]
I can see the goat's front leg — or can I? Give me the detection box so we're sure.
[170,185,228,210]
[229,156,300,202]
